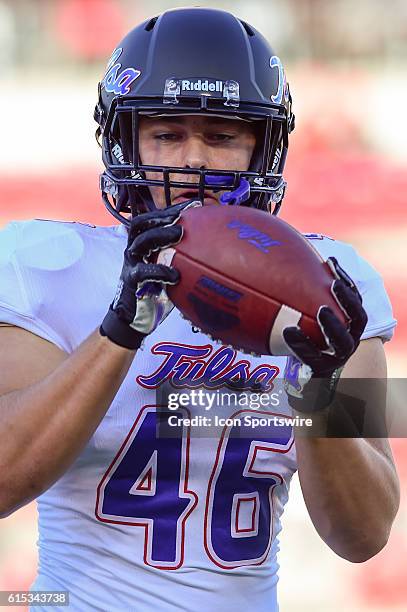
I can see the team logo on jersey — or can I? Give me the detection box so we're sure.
[102,47,141,96]
[137,342,279,391]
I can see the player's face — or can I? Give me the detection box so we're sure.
[139,115,256,208]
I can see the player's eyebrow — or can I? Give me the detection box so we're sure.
[142,116,242,128]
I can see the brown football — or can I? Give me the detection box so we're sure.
[157,205,346,356]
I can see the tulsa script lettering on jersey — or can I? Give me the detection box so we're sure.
[137,343,279,390]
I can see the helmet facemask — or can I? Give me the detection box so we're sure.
[99,99,291,225]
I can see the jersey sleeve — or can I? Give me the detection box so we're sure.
[306,235,396,342]
[354,252,396,342]
[0,221,70,351]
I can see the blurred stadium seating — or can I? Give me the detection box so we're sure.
[0,1,406,610]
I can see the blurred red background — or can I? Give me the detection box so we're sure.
[0,1,406,610]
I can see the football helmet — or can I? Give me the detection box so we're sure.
[94,7,295,223]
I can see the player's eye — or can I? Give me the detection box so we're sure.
[206,133,235,142]
[154,132,181,142]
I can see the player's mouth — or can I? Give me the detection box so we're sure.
[172,191,218,205]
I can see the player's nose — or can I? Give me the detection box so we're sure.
[183,136,209,172]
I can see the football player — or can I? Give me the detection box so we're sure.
[0,8,399,611]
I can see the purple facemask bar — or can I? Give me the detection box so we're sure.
[206,175,251,205]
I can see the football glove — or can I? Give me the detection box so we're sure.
[283,257,368,413]
[100,200,199,350]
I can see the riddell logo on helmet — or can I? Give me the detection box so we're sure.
[164,78,240,107]
[181,79,223,93]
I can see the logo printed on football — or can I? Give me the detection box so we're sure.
[226,220,282,253]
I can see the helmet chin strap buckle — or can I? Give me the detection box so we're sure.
[205,175,251,206]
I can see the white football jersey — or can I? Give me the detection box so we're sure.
[0,220,396,612]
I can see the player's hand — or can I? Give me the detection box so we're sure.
[283,257,368,412]
[100,200,200,349]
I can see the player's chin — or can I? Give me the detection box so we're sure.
[172,195,219,206]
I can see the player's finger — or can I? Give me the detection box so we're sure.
[129,210,180,235]
[327,257,356,289]
[128,225,183,258]
[318,307,355,359]
[130,262,180,285]
[283,327,321,362]
[129,200,201,234]
[332,281,367,342]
